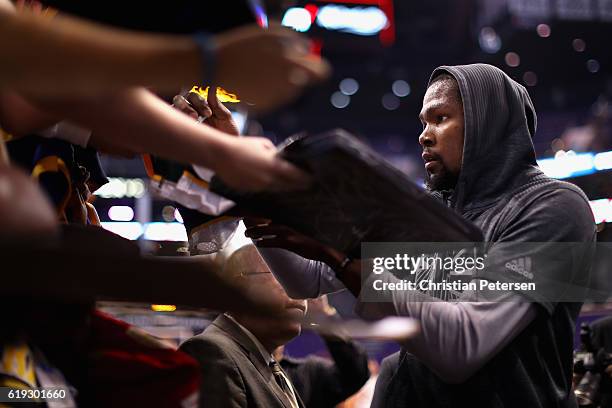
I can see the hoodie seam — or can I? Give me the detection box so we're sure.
[473,178,591,242]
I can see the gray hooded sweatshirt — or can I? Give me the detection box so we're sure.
[260,64,596,407]
[366,64,596,407]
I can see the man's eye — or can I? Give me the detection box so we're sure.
[436,115,448,123]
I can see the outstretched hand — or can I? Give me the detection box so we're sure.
[173,87,240,136]
[213,137,312,192]
[245,218,362,295]
[173,87,310,192]
[244,218,345,267]
[215,24,331,114]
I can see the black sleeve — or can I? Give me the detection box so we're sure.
[370,351,401,408]
[179,336,247,408]
[293,336,370,407]
[590,316,612,352]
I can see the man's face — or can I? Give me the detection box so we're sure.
[236,272,307,347]
[418,78,464,191]
[228,246,307,348]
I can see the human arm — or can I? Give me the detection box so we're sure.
[0,91,59,136]
[360,281,539,383]
[173,88,240,136]
[26,87,311,192]
[0,64,310,190]
[244,220,345,298]
[0,5,329,113]
[358,188,595,382]
[246,224,537,383]
[0,223,282,315]
[314,336,371,402]
[303,297,370,405]
[245,188,596,382]
[0,2,322,190]
[257,247,345,299]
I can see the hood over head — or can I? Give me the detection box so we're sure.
[428,63,538,212]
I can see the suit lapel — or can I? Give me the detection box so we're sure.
[210,315,297,408]
[211,315,270,376]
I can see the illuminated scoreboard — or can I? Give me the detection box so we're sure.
[282,0,396,46]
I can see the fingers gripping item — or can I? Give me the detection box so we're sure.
[147,88,241,207]
[214,25,330,114]
[184,88,241,135]
[189,86,240,103]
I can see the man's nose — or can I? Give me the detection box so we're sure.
[419,130,435,147]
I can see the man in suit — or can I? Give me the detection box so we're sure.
[276,296,370,408]
[179,244,308,408]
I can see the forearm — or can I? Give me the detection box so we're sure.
[356,274,537,383]
[0,91,58,136]
[0,11,200,96]
[1,249,232,309]
[402,298,536,383]
[0,225,267,313]
[336,259,362,296]
[258,248,345,298]
[29,88,233,171]
[318,251,362,297]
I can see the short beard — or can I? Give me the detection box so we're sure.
[425,167,459,192]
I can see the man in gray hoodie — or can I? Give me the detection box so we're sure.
[247,63,596,407]
[365,63,597,407]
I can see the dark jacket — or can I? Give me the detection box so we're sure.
[280,336,370,407]
[179,314,305,408]
[591,316,612,352]
[379,64,596,407]
[371,351,401,408]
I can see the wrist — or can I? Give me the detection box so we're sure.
[322,247,350,277]
[335,256,354,281]
[205,132,235,172]
[321,247,341,268]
